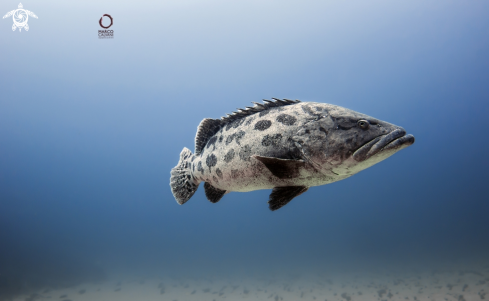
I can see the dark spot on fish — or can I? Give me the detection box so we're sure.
[245,116,255,125]
[225,133,235,145]
[262,133,282,147]
[276,114,296,125]
[225,121,235,131]
[213,176,219,183]
[239,145,252,161]
[226,118,245,131]
[235,130,245,145]
[254,120,272,131]
[301,105,324,120]
[206,154,217,172]
[337,124,351,130]
[192,164,195,172]
[206,136,217,150]
[231,169,243,179]
[218,135,223,143]
[233,118,245,129]
[216,168,223,179]
[197,161,204,174]
[259,109,270,117]
[332,117,355,130]
[302,105,316,116]
[224,149,235,163]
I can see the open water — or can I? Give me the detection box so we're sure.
[1,1,488,300]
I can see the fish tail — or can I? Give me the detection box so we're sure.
[170,147,200,205]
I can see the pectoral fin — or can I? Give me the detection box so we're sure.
[252,155,305,179]
[204,182,226,203]
[268,186,309,211]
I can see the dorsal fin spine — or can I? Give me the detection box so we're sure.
[219,98,300,122]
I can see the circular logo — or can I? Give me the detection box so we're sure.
[13,9,28,27]
[99,14,113,29]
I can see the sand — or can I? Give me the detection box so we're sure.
[11,265,489,301]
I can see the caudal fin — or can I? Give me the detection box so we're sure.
[170,147,199,205]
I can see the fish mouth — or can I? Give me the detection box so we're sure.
[352,128,415,162]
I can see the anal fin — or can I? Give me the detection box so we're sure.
[252,155,305,179]
[268,186,308,211]
[204,182,226,203]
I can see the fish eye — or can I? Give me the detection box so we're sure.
[357,120,369,129]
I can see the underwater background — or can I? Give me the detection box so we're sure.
[1,0,488,300]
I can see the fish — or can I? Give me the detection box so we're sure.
[170,98,414,211]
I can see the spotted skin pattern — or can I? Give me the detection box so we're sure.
[170,99,415,210]
[191,102,341,192]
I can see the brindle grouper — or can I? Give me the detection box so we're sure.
[170,98,414,211]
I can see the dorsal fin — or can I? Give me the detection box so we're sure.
[195,118,222,155]
[220,98,300,124]
[194,98,301,156]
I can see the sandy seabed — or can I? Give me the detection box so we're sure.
[11,265,489,301]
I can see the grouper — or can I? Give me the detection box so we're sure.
[170,98,414,211]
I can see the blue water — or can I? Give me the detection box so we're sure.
[1,0,488,300]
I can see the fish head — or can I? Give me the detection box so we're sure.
[309,104,414,176]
